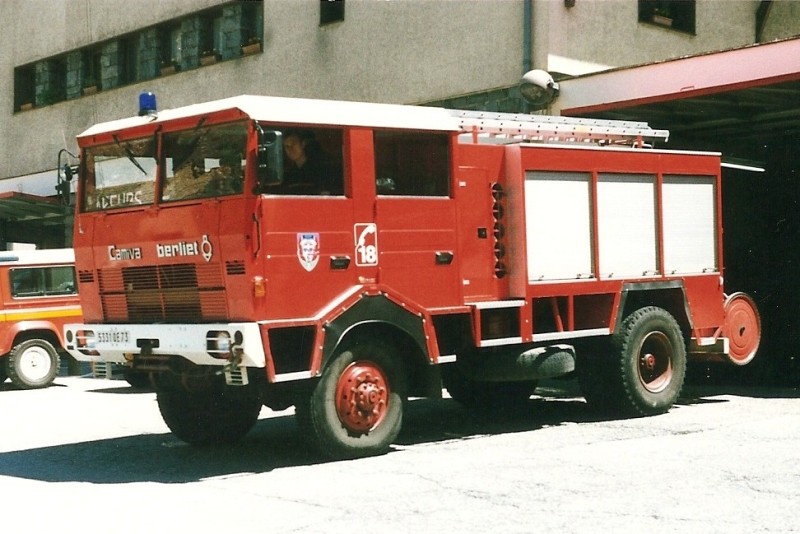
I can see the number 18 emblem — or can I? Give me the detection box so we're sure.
[354,223,378,266]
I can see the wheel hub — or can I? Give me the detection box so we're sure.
[20,347,52,382]
[638,331,673,393]
[335,361,390,434]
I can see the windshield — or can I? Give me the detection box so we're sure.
[82,137,157,212]
[161,123,247,202]
[80,122,248,212]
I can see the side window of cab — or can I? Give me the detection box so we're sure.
[373,131,450,196]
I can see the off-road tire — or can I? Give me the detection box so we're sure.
[157,389,262,445]
[612,306,687,416]
[296,340,405,460]
[7,338,60,389]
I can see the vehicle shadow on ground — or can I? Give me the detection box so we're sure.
[0,380,794,485]
[0,384,608,485]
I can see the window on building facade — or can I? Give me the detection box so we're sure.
[82,47,103,91]
[639,0,696,34]
[36,57,67,107]
[200,8,224,61]
[119,36,139,85]
[374,131,451,197]
[320,0,345,26]
[158,23,183,71]
[14,65,35,111]
[12,0,264,112]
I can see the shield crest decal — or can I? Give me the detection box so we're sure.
[297,233,320,272]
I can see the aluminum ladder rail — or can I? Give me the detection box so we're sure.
[453,109,670,147]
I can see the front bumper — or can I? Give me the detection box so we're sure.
[63,322,266,368]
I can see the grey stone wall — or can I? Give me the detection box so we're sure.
[137,28,159,80]
[424,86,528,114]
[101,41,121,90]
[65,52,83,100]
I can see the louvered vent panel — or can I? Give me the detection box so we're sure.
[97,263,228,323]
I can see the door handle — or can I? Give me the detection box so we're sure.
[435,251,454,265]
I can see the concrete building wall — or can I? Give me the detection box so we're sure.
[534,0,763,77]
[1,0,799,185]
[1,0,525,182]
[761,0,800,42]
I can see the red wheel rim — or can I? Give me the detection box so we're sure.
[335,361,390,434]
[724,293,761,366]
[637,331,674,393]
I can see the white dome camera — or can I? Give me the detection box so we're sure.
[520,69,560,109]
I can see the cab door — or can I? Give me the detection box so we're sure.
[372,131,460,309]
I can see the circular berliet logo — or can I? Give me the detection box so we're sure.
[201,235,213,262]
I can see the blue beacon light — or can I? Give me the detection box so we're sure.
[138,91,157,117]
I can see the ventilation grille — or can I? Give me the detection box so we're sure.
[98,263,227,323]
[226,260,246,275]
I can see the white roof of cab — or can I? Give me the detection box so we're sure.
[79,95,462,138]
[0,248,74,266]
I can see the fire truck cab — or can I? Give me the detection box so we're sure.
[64,94,760,458]
[0,248,81,389]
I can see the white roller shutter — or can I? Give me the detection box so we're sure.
[525,171,593,281]
[597,173,658,278]
[662,175,718,274]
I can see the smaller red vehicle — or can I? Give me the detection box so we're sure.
[0,249,81,389]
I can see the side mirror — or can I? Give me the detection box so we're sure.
[256,126,283,190]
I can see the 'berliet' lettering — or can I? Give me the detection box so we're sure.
[156,235,213,261]
[157,240,198,258]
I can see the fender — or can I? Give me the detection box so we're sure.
[617,281,692,334]
[318,293,429,373]
[0,320,65,355]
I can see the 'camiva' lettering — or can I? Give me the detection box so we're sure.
[108,245,142,261]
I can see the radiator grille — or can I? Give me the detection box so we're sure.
[98,263,227,323]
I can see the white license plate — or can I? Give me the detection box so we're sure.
[96,329,131,345]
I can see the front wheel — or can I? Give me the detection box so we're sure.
[614,306,687,416]
[296,341,405,460]
[157,389,262,445]
[7,339,60,389]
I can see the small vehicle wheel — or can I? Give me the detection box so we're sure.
[157,389,262,445]
[613,306,687,416]
[296,341,405,460]
[7,339,60,389]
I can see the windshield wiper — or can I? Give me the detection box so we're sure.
[113,134,147,175]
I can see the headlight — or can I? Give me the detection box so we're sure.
[76,330,99,356]
[206,330,232,359]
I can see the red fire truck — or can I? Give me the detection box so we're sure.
[1,248,81,389]
[64,94,760,458]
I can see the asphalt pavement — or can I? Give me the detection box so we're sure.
[1,374,798,533]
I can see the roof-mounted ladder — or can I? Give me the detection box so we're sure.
[453,110,670,147]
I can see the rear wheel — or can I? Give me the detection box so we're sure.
[296,341,405,459]
[157,389,262,445]
[7,339,59,389]
[614,306,686,416]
